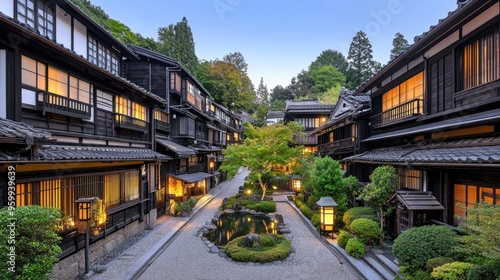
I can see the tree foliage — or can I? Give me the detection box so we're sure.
[310,157,349,215]
[310,65,346,93]
[309,49,349,75]
[390,32,410,60]
[360,165,398,230]
[157,17,199,74]
[0,206,61,279]
[223,52,248,74]
[346,31,380,89]
[219,122,304,200]
[456,202,500,260]
[197,60,255,113]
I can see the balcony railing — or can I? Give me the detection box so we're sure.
[37,91,91,119]
[294,135,317,145]
[115,114,148,132]
[318,137,356,154]
[155,120,170,132]
[188,164,205,173]
[371,98,423,128]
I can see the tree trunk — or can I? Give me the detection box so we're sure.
[258,176,267,201]
[379,206,384,231]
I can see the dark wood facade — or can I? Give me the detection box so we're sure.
[0,1,170,276]
[346,0,500,236]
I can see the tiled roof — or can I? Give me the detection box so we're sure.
[266,111,285,118]
[345,137,500,165]
[156,138,196,157]
[170,172,213,183]
[38,145,170,161]
[390,191,444,211]
[0,118,52,144]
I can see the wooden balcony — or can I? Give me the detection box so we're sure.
[155,120,170,132]
[371,98,423,128]
[318,137,356,154]
[115,114,148,132]
[37,91,91,119]
[294,135,317,145]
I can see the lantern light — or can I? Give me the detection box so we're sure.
[75,197,96,221]
[316,196,338,238]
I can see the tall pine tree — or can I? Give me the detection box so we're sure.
[346,31,379,90]
[390,32,410,60]
[157,17,198,74]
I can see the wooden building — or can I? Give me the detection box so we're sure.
[283,99,334,154]
[0,0,171,278]
[310,89,371,175]
[125,45,241,214]
[345,0,500,236]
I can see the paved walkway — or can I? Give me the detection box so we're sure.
[86,170,394,280]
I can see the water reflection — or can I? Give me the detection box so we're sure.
[205,213,277,246]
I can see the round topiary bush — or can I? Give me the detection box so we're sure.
[254,201,276,213]
[431,261,474,280]
[393,225,460,273]
[343,207,378,231]
[224,234,291,263]
[350,218,382,245]
[345,237,366,259]
[337,230,354,249]
[466,261,500,280]
[310,214,320,228]
[425,257,455,272]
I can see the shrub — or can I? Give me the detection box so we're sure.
[431,262,474,280]
[186,197,198,208]
[466,260,500,280]
[412,269,433,280]
[343,207,378,231]
[337,230,353,249]
[225,234,291,263]
[259,234,277,247]
[0,206,61,280]
[425,257,455,272]
[393,225,460,273]
[310,214,321,228]
[350,218,382,245]
[299,204,316,219]
[307,195,320,209]
[345,237,366,259]
[254,201,276,213]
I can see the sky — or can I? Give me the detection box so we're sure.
[89,0,459,90]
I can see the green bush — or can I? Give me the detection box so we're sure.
[393,225,460,273]
[310,214,321,228]
[345,237,366,259]
[466,260,500,280]
[337,230,353,249]
[259,234,277,247]
[307,195,319,209]
[186,197,198,208]
[412,269,433,280]
[343,207,378,231]
[431,261,474,280]
[350,218,382,245]
[299,204,316,219]
[254,201,276,213]
[425,257,455,272]
[0,206,61,280]
[225,234,291,263]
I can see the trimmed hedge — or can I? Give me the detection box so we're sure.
[299,204,316,219]
[350,218,382,245]
[343,207,378,231]
[345,237,366,259]
[255,201,276,213]
[224,234,291,263]
[337,230,354,249]
[425,257,455,273]
[431,262,474,280]
[393,225,459,273]
[311,214,321,228]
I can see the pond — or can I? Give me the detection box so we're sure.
[205,212,277,247]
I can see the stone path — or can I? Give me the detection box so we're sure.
[137,183,359,279]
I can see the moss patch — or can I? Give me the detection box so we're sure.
[224,234,291,263]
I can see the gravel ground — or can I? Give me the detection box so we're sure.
[137,173,359,280]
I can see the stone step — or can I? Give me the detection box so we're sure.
[362,255,395,280]
[374,253,401,275]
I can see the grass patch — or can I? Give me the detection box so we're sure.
[222,194,276,213]
[224,234,291,263]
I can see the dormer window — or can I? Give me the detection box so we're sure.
[88,36,119,75]
[17,0,54,39]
